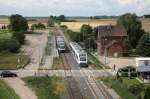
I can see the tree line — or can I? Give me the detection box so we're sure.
[62,13,150,57]
[0,14,28,53]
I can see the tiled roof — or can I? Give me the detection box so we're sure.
[97,25,127,37]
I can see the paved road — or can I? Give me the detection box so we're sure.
[0,69,114,77]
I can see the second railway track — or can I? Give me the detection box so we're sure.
[60,53,84,99]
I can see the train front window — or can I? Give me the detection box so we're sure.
[80,54,86,61]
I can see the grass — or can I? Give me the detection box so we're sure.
[0,29,12,39]
[52,58,61,70]
[0,53,30,70]
[121,77,140,87]
[86,50,110,69]
[0,79,20,99]
[22,77,64,99]
[100,76,137,99]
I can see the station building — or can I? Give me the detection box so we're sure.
[96,25,127,57]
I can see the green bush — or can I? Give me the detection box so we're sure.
[129,84,144,95]
[144,87,150,99]
[0,39,20,53]
[6,39,21,53]
[121,73,128,77]
[131,72,137,77]
[12,32,25,44]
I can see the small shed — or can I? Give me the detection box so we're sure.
[136,58,150,83]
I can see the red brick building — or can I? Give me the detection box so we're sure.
[96,25,127,57]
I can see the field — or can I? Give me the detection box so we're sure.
[0,53,30,70]
[0,18,47,29]
[62,18,150,32]
[22,77,64,99]
[0,79,20,99]
[0,18,150,32]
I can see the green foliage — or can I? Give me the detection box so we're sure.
[129,84,144,95]
[47,15,65,27]
[0,39,20,53]
[123,37,133,56]
[5,39,21,53]
[144,87,150,99]
[23,77,62,99]
[31,23,46,31]
[80,24,93,41]
[117,13,145,48]
[9,14,28,32]
[12,32,25,44]
[136,33,150,57]
[58,15,66,21]
[101,77,137,99]
[84,37,97,49]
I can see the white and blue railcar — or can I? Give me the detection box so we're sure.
[56,36,66,53]
[70,42,88,67]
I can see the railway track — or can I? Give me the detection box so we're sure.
[60,53,84,99]
[81,68,113,99]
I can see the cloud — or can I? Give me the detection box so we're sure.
[0,0,149,16]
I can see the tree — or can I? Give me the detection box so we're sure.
[117,13,145,48]
[58,15,66,21]
[0,39,20,53]
[136,33,150,56]
[6,39,21,53]
[12,32,25,44]
[144,87,150,99]
[80,24,93,42]
[9,14,28,32]
[47,17,55,27]
[123,37,133,56]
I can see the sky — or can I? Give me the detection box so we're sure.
[0,0,150,16]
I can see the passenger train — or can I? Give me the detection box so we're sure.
[56,36,66,53]
[70,42,88,67]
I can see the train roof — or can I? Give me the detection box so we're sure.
[70,42,86,55]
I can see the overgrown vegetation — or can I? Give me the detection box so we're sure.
[52,58,61,70]
[117,13,146,49]
[101,76,150,99]
[136,33,150,57]
[31,22,46,31]
[22,77,64,99]
[0,53,30,70]
[100,77,138,99]
[0,79,20,99]
[0,14,28,53]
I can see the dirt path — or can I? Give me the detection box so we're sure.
[3,78,37,99]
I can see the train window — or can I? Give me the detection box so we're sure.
[80,57,86,61]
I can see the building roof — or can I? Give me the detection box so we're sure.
[136,66,150,72]
[97,25,127,37]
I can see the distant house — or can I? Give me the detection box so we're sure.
[96,25,127,57]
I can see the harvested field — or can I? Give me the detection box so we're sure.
[0,18,150,32]
[62,18,150,32]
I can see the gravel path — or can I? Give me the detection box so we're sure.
[3,78,37,99]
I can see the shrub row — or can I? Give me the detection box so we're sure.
[0,39,20,53]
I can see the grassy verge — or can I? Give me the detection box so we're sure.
[100,77,137,99]
[0,53,30,70]
[52,58,61,70]
[0,79,20,99]
[86,50,110,69]
[22,77,64,99]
